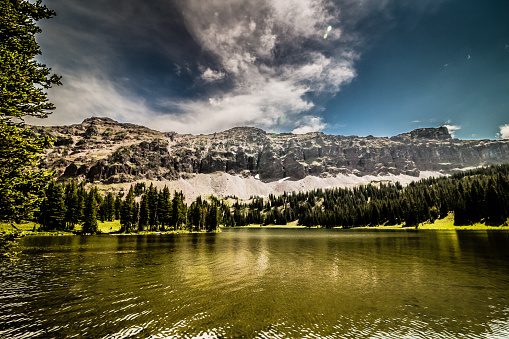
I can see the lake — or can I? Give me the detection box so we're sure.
[1,229,509,338]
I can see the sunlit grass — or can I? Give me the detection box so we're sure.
[354,213,509,230]
[0,221,37,233]
[98,220,121,233]
[0,220,122,235]
[235,214,509,230]
[418,213,509,230]
[230,220,307,228]
[4,214,509,235]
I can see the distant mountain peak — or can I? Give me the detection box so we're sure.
[391,127,451,141]
[82,117,118,124]
[30,118,509,185]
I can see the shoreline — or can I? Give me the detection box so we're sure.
[4,214,509,237]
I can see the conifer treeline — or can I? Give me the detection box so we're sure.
[36,164,509,232]
[231,164,509,228]
[37,182,225,233]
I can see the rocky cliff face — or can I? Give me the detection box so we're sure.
[31,117,509,184]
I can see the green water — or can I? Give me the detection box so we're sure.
[1,229,509,338]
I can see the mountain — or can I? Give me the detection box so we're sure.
[31,117,509,197]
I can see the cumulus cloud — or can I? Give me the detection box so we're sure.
[33,0,361,133]
[497,124,509,139]
[34,0,442,134]
[443,124,461,138]
[26,71,154,127]
[165,0,356,132]
[292,116,327,134]
[201,68,226,83]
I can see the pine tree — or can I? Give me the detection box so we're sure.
[190,198,204,230]
[146,184,159,230]
[120,186,136,232]
[39,181,66,230]
[158,186,172,230]
[0,0,61,224]
[485,178,504,225]
[138,194,149,231]
[103,192,116,222]
[64,179,81,230]
[114,195,122,220]
[205,203,219,231]
[82,191,98,234]
[172,191,186,230]
[75,182,87,223]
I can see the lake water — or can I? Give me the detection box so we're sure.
[1,229,509,338]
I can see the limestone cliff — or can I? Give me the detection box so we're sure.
[31,117,509,184]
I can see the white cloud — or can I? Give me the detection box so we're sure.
[32,69,315,134]
[497,124,509,139]
[291,116,327,134]
[32,0,454,135]
[37,0,357,134]
[443,124,461,138]
[26,71,154,127]
[39,0,451,134]
[201,68,226,83]
[166,0,356,132]
[161,76,315,133]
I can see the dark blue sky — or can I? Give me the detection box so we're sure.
[324,0,509,139]
[33,0,509,139]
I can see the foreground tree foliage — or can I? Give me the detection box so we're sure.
[0,0,60,257]
[0,0,61,224]
[0,124,52,222]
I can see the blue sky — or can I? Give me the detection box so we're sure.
[33,0,509,139]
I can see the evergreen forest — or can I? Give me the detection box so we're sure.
[33,164,509,233]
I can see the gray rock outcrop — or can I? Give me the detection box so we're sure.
[31,117,509,183]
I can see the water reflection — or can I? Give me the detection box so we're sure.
[1,230,509,338]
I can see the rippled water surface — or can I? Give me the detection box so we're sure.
[2,229,509,338]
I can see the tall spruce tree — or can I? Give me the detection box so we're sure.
[82,190,98,234]
[114,195,122,220]
[120,187,136,232]
[172,191,186,230]
[205,203,219,231]
[64,180,81,230]
[0,0,61,224]
[39,181,66,230]
[158,186,172,230]
[103,192,116,222]
[190,200,202,230]
[146,184,159,230]
[138,194,149,231]
[485,178,504,225]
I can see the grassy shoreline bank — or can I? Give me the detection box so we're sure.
[231,214,509,231]
[0,220,220,236]
[2,214,509,236]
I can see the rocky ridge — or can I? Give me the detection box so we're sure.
[32,117,509,184]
